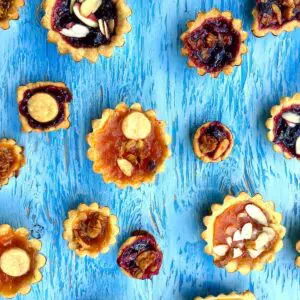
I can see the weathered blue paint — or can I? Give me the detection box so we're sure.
[0,0,300,299]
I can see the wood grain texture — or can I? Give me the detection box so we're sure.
[0,0,299,299]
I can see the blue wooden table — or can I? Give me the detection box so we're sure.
[0,0,300,299]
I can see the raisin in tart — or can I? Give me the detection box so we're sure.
[252,0,300,37]
[0,0,24,30]
[87,103,171,189]
[0,138,25,188]
[17,82,72,133]
[195,291,256,300]
[63,202,119,258]
[193,121,234,163]
[266,93,300,160]
[296,240,300,267]
[202,192,286,274]
[117,230,163,280]
[42,0,131,62]
[181,8,248,78]
[0,224,46,298]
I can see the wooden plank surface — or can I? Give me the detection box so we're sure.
[0,0,300,299]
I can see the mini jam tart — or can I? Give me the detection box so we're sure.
[63,202,119,258]
[17,82,72,133]
[42,0,131,62]
[296,240,300,267]
[266,93,300,160]
[252,0,300,37]
[0,0,24,30]
[0,139,25,188]
[117,230,163,280]
[87,103,171,189]
[193,121,234,163]
[202,192,286,274]
[181,8,248,78]
[195,291,256,300]
[0,224,46,298]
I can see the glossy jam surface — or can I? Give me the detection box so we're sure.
[51,0,116,48]
[0,145,17,183]
[184,17,241,73]
[273,105,300,158]
[0,0,11,20]
[19,85,72,130]
[117,231,163,280]
[0,232,36,295]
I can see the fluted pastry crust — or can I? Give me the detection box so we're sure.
[0,0,24,30]
[296,240,300,267]
[195,291,256,300]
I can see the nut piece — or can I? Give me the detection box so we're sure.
[117,158,134,176]
[122,112,152,140]
[226,236,232,246]
[248,248,264,259]
[282,112,300,124]
[233,230,243,241]
[245,204,268,226]
[0,248,30,277]
[254,232,269,250]
[263,226,275,241]
[241,223,253,240]
[233,248,243,258]
[213,244,229,256]
[61,24,90,38]
[80,0,102,17]
[73,3,98,28]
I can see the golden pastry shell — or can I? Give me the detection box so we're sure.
[0,224,46,299]
[195,291,256,300]
[86,102,172,189]
[63,202,119,258]
[201,192,286,274]
[181,8,248,78]
[265,93,300,160]
[41,0,132,63]
[0,0,24,30]
[17,81,71,133]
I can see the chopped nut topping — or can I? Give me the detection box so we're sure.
[213,244,229,256]
[245,204,268,226]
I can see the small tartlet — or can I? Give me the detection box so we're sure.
[181,8,248,78]
[63,202,119,258]
[0,224,46,298]
[195,291,256,300]
[0,0,24,30]
[202,192,286,274]
[87,102,171,189]
[296,240,300,267]
[0,138,25,188]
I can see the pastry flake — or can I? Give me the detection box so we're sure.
[17,82,72,132]
[195,291,256,300]
[0,0,24,30]
[63,202,119,258]
[86,103,171,189]
[181,8,248,78]
[266,93,300,160]
[42,0,132,63]
[0,224,46,298]
[202,192,286,274]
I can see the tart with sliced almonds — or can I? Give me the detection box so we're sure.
[295,240,300,267]
[117,230,163,280]
[202,192,286,274]
[0,138,25,188]
[195,291,256,300]
[266,93,300,160]
[0,224,46,298]
[252,0,300,37]
[17,82,72,133]
[181,8,248,78]
[87,103,171,189]
[42,0,131,62]
[193,121,234,163]
[0,0,24,30]
[63,202,119,258]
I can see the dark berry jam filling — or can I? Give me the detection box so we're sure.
[51,0,117,48]
[184,17,241,73]
[19,85,72,130]
[273,105,300,158]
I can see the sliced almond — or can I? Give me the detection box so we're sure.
[254,232,269,250]
[248,248,264,259]
[60,24,90,38]
[233,230,243,241]
[263,226,275,241]
[98,19,110,39]
[241,223,252,240]
[282,112,300,124]
[213,244,229,257]
[73,3,98,28]
[226,237,232,246]
[80,0,102,17]
[0,248,30,277]
[233,248,243,258]
[225,225,237,236]
[212,138,230,160]
[296,137,300,155]
[70,0,76,13]
[117,159,134,177]
[245,204,268,226]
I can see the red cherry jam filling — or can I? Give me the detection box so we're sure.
[51,0,116,48]
[117,231,163,280]
[184,17,241,73]
[19,85,72,130]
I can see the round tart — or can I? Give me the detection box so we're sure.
[0,224,46,298]
[63,202,119,258]
[87,103,171,189]
[195,291,256,300]
[17,82,72,133]
[0,138,25,188]
[296,240,300,267]
[193,121,234,163]
[42,0,131,62]
[266,93,300,160]
[181,8,248,78]
[252,0,300,37]
[202,192,286,274]
[117,230,163,280]
[0,0,24,30]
